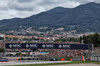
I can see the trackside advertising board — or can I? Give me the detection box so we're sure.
[5,43,93,50]
[0,58,8,62]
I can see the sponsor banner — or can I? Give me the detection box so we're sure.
[5,43,92,50]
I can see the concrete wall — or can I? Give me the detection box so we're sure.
[90,56,100,61]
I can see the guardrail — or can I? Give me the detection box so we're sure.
[90,56,100,61]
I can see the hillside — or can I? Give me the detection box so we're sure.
[0,2,100,33]
[0,18,22,31]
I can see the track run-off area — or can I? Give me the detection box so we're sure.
[0,61,71,66]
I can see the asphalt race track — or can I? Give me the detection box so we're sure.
[0,61,71,66]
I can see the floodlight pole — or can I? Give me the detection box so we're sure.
[4,43,6,58]
[92,44,94,56]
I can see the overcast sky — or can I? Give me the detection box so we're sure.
[0,0,100,20]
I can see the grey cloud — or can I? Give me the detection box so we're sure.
[0,0,8,10]
[7,0,35,11]
[69,0,100,3]
[9,4,34,11]
[0,6,8,10]
[1,0,100,11]
[39,0,59,6]
[96,0,100,3]
[17,0,33,3]
[0,0,100,20]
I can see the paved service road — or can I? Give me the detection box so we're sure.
[48,64,100,66]
[0,61,71,66]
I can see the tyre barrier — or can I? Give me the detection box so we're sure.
[90,56,100,61]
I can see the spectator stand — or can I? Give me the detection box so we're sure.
[4,43,93,61]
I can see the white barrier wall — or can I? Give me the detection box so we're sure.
[98,57,100,61]
[91,56,93,61]
[94,57,97,61]
[91,56,100,61]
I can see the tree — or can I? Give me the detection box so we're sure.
[92,33,100,47]
[82,33,100,47]
[23,38,32,41]
[67,38,79,42]
[0,48,4,53]
[79,36,83,43]
[54,39,61,42]
[61,38,67,42]
[85,34,93,44]
[0,37,4,40]
[83,35,87,43]
[97,36,100,47]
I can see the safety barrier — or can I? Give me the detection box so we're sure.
[6,55,34,57]
[90,56,100,61]
[17,58,62,61]
[70,56,85,61]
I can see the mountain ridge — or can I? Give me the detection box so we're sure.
[0,2,100,33]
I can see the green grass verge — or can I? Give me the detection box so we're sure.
[7,61,100,66]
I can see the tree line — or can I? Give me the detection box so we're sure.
[80,33,100,47]
[54,38,79,42]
